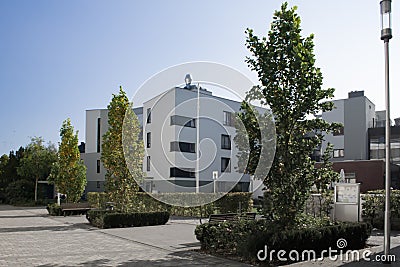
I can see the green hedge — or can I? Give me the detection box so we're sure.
[86,210,170,228]
[195,220,372,264]
[362,190,400,229]
[46,203,62,216]
[87,192,253,217]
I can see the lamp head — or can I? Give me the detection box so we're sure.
[185,74,192,86]
[380,0,392,40]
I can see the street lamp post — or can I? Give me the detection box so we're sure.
[185,74,200,193]
[380,0,392,261]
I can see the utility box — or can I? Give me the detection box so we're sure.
[334,183,361,222]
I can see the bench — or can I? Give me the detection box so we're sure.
[208,212,256,224]
[60,203,91,216]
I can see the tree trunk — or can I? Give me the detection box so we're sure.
[35,177,38,203]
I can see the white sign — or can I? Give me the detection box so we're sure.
[336,184,359,204]
[212,171,218,180]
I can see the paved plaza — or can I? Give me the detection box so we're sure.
[0,205,250,266]
[1,205,400,266]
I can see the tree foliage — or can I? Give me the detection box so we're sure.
[17,137,57,202]
[234,100,276,181]
[243,2,340,227]
[0,148,25,190]
[101,86,144,212]
[49,118,87,203]
[314,143,339,194]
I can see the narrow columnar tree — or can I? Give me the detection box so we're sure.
[49,119,87,203]
[244,2,340,227]
[101,86,144,212]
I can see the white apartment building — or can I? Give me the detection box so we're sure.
[83,80,250,193]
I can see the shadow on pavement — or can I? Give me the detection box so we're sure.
[0,205,46,211]
[0,214,48,219]
[35,251,249,267]
[0,223,92,233]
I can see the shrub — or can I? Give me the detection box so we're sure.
[362,190,400,229]
[216,193,253,213]
[87,210,170,229]
[86,192,253,217]
[87,192,109,209]
[46,203,62,216]
[195,220,372,264]
[86,209,110,227]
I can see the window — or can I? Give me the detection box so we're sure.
[221,157,231,173]
[333,149,344,158]
[170,167,195,178]
[146,156,151,171]
[96,160,101,173]
[146,132,151,148]
[170,141,195,153]
[146,108,151,123]
[170,115,196,128]
[96,181,100,189]
[221,134,231,150]
[333,126,344,136]
[223,111,234,126]
[97,118,101,153]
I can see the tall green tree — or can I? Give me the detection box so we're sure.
[101,86,144,212]
[17,137,57,202]
[0,147,26,203]
[243,2,340,227]
[49,119,87,203]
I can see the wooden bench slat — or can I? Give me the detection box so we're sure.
[60,203,91,216]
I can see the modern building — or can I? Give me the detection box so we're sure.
[321,91,375,161]
[83,78,251,193]
[320,90,400,190]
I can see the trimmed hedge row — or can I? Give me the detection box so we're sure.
[87,192,253,216]
[195,220,372,264]
[86,210,170,229]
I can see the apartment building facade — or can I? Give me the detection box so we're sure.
[320,90,400,190]
[83,82,250,193]
[321,91,376,161]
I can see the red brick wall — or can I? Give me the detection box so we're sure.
[316,160,385,193]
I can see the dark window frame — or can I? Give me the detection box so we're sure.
[170,115,196,128]
[147,108,151,123]
[333,126,344,136]
[170,141,195,153]
[146,156,151,171]
[221,157,231,173]
[146,132,151,148]
[97,118,101,153]
[169,167,195,178]
[223,111,234,126]
[96,160,101,173]
[221,134,231,150]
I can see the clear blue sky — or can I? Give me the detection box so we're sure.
[0,0,399,156]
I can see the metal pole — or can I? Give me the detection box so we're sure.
[213,178,216,194]
[196,84,200,193]
[383,38,391,259]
